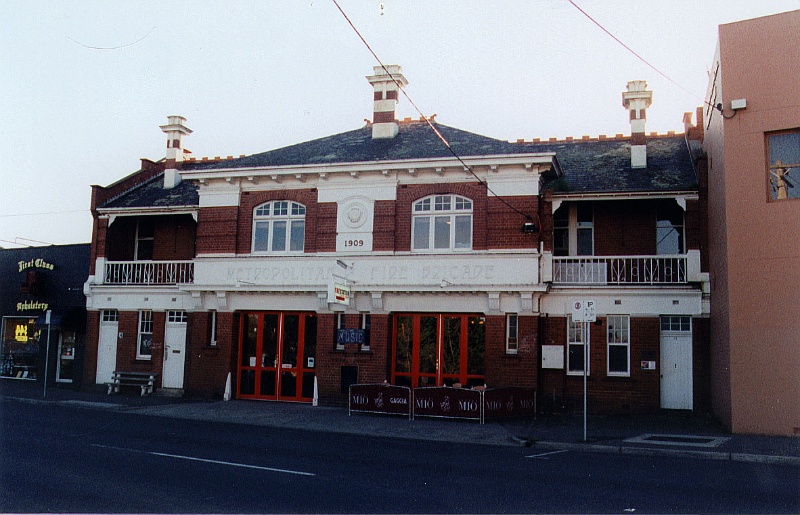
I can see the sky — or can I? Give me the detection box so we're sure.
[1,0,798,248]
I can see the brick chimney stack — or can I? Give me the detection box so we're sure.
[366,65,407,139]
[622,81,653,169]
[159,115,192,189]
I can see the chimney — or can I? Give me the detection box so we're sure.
[159,115,192,189]
[366,65,408,139]
[622,81,653,168]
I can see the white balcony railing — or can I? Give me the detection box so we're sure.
[103,260,194,285]
[552,255,687,285]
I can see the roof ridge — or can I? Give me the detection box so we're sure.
[100,171,164,208]
[515,130,683,145]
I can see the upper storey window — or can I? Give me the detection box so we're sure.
[252,201,306,253]
[412,195,473,252]
[767,129,800,201]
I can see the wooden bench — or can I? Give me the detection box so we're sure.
[106,371,158,396]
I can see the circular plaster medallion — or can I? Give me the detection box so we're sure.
[344,203,367,229]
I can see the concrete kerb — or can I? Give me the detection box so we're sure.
[532,439,800,466]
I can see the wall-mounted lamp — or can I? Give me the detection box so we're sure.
[336,259,353,270]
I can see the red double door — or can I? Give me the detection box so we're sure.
[237,312,317,402]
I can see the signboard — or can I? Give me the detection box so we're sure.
[412,387,482,421]
[571,299,596,322]
[328,277,351,306]
[349,384,412,418]
[483,387,537,420]
[337,329,365,346]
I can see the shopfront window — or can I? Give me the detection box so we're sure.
[392,314,485,388]
[1,317,41,380]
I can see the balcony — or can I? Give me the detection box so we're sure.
[551,255,691,285]
[103,260,194,285]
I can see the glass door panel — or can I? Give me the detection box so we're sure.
[239,314,259,396]
[442,317,461,385]
[418,316,438,386]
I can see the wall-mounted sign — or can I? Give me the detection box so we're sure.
[337,329,365,346]
[16,301,49,312]
[328,279,351,306]
[18,258,55,273]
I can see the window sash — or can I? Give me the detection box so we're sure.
[412,195,473,252]
[137,311,153,360]
[252,201,306,254]
[506,314,518,354]
[607,316,630,376]
[567,316,589,375]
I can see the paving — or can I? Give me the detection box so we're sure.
[2,380,799,466]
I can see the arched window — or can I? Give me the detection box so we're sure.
[412,194,473,251]
[252,201,306,253]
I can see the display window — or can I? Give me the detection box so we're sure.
[1,317,41,380]
[392,314,486,388]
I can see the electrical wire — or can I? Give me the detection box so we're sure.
[331,0,540,227]
[566,0,725,116]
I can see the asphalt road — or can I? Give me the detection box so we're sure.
[1,398,798,513]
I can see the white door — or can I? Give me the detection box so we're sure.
[95,313,118,384]
[162,311,187,389]
[660,332,693,410]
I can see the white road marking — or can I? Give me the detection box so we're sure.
[91,444,315,476]
[525,449,569,459]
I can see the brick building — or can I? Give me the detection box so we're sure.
[83,66,710,414]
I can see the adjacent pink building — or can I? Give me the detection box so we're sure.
[704,10,800,436]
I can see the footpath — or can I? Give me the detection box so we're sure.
[2,380,798,466]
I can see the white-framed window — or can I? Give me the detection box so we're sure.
[167,310,188,324]
[137,310,153,360]
[553,202,593,257]
[252,201,306,253]
[567,315,589,375]
[335,312,346,350]
[101,310,118,323]
[412,194,472,252]
[360,313,371,351]
[660,315,691,332]
[506,314,519,354]
[607,315,630,376]
[209,310,217,347]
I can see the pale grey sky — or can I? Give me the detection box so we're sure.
[1,0,798,248]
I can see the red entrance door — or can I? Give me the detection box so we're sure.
[392,314,485,388]
[237,312,317,402]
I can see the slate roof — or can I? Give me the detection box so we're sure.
[530,136,699,194]
[182,122,539,170]
[100,172,199,209]
[103,120,698,209]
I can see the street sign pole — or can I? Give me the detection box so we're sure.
[43,310,52,399]
[583,320,588,442]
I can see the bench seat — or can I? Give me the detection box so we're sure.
[106,371,158,396]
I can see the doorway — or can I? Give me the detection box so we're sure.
[660,316,693,410]
[95,310,118,384]
[237,312,317,402]
[162,311,187,389]
[392,314,485,388]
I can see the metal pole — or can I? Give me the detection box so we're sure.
[43,310,52,399]
[583,320,588,442]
